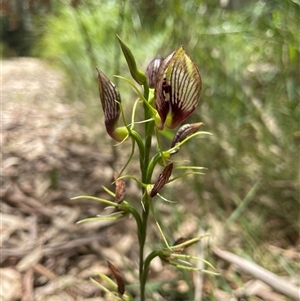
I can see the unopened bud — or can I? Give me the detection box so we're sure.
[146,55,163,88]
[117,35,146,85]
[150,162,173,197]
[171,122,204,153]
[97,67,128,142]
[107,261,125,295]
[114,172,126,203]
[172,237,192,254]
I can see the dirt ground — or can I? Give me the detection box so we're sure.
[1,58,141,301]
[1,58,299,301]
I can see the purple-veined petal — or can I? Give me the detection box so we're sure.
[96,67,123,141]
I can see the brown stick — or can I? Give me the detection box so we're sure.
[1,234,105,262]
[212,246,300,301]
[21,268,34,301]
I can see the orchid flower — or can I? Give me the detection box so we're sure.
[154,47,202,130]
[96,67,128,142]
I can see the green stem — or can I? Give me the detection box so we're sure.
[146,153,162,183]
[142,81,152,182]
[129,129,145,174]
[139,197,149,300]
[139,80,152,301]
[141,249,161,286]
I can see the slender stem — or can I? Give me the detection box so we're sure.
[142,81,152,182]
[128,129,145,175]
[147,153,162,183]
[139,197,149,300]
[148,196,171,248]
[141,249,161,286]
[139,80,152,301]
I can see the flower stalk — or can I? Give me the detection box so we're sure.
[76,36,216,300]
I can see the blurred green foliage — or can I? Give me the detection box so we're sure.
[31,0,299,297]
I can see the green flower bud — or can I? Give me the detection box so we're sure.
[117,35,146,85]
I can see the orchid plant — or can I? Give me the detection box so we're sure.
[73,36,217,300]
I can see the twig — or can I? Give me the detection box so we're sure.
[194,228,206,301]
[21,268,34,301]
[33,263,57,280]
[3,183,54,217]
[212,246,300,301]
[1,234,106,262]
